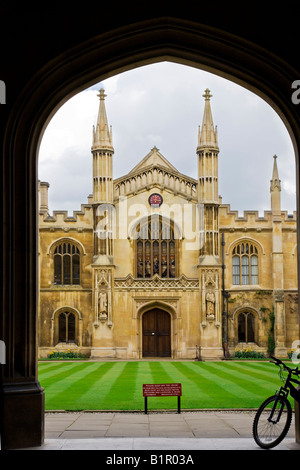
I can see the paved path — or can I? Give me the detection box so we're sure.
[18,410,300,450]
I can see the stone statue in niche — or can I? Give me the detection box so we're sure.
[98,289,108,321]
[206,290,215,319]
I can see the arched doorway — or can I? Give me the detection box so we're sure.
[58,311,76,343]
[142,309,171,357]
[238,311,255,343]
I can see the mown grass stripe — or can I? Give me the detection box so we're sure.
[197,362,268,397]
[160,362,215,409]
[230,361,282,381]
[132,361,153,404]
[144,361,183,410]
[220,363,279,387]
[148,361,174,383]
[203,362,278,397]
[38,362,66,374]
[99,362,140,410]
[38,361,79,379]
[38,361,296,411]
[172,362,240,408]
[182,362,262,408]
[69,361,128,410]
[43,362,118,410]
[39,362,91,389]
[148,361,236,409]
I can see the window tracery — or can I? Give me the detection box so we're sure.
[53,241,80,285]
[232,241,258,285]
[136,216,177,278]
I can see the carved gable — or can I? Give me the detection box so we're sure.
[128,146,178,173]
[114,146,197,201]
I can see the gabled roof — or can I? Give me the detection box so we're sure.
[128,146,179,175]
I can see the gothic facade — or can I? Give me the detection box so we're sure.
[38,88,298,360]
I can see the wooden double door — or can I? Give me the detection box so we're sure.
[142,308,171,357]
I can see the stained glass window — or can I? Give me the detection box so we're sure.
[136,216,177,278]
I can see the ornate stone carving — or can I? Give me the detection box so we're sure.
[134,297,179,313]
[114,165,197,202]
[114,273,199,290]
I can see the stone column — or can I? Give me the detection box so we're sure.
[1,167,45,450]
[274,290,287,357]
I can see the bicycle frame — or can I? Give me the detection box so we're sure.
[268,387,290,424]
[268,357,300,424]
[253,356,300,449]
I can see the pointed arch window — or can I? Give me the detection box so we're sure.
[53,241,80,285]
[238,311,255,343]
[232,242,259,285]
[136,216,177,278]
[58,311,76,343]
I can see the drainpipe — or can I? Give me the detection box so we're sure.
[221,233,230,359]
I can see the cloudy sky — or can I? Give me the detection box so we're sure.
[38,61,296,216]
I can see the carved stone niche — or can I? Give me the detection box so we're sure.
[98,285,108,323]
[205,285,216,321]
[201,269,220,326]
[94,268,112,327]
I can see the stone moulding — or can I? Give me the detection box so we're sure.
[114,273,199,290]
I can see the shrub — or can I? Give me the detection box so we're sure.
[288,349,300,361]
[234,347,265,359]
[48,349,85,360]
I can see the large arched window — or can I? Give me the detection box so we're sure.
[58,311,76,343]
[238,311,255,343]
[53,241,80,285]
[136,216,177,278]
[232,242,258,285]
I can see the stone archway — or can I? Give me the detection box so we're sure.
[2,15,300,449]
[137,300,177,359]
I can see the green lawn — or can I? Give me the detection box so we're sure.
[38,360,292,411]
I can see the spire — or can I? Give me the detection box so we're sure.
[197,89,218,151]
[92,88,114,152]
[270,155,281,213]
[270,155,281,191]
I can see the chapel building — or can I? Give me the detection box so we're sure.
[38,88,298,360]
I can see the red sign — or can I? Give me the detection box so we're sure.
[143,383,182,397]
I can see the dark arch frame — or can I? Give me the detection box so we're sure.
[2,16,300,449]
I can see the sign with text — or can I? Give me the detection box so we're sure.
[143,383,182,397]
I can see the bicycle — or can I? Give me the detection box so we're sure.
[252,356,300,449]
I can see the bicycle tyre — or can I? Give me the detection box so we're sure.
[252,394,292,449]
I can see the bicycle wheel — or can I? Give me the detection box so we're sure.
[253,394,292,449]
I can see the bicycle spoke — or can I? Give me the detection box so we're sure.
[257,414,288,444]
[253,395,292,449]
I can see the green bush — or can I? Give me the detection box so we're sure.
[234,347,265,359]
[288,349,300,361]
[48,349,85,360]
